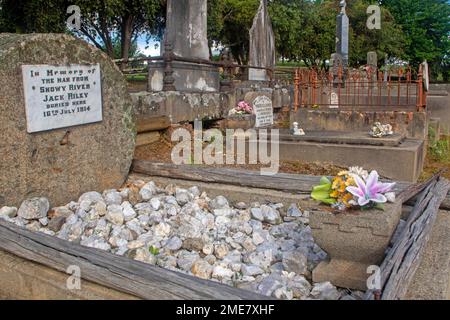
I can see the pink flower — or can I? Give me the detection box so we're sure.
[346,170,396,207]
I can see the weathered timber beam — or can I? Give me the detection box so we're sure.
[131,160,450,209]
[0,220,268,300]
[136,116,171,133]
[131,160,410,194]
[365,177,450,300]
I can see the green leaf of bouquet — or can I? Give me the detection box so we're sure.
[312,184,331,193]
[320,176,332,185]
[321,198,337,205]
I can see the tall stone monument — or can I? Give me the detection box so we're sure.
[147,0,220,92]
[248,0,276,81]
[335,0,349,71]
[0,34,136,207]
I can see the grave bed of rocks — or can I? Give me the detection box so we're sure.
[0,180,365,300]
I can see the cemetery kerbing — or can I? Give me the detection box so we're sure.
[0,0,450,305]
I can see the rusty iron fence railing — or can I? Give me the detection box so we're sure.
[115,43,426,112]
[293,64,427,112]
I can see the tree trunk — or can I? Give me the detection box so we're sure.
[120,14,134,70]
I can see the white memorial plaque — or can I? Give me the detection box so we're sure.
[253,96,273,128]
[330,91,339,109]
[22,64,102,133]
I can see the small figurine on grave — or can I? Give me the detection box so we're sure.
[292,122,305,136]
[369,122,394,138]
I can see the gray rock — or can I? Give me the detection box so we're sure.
[78,192,103,205]
[189,186,201,198]
[80,236,111,251]
[310,282,341,300]
[17,197,50,220]
[0,206,17,218]
[235,202,248,210]
[261,205,282,225]
[288,275,312,299]
[140,182,157,201]
[154,222,171,238]
[106,204,124,225]
[257,273,284,296]
[287,204,302,217]
[177,251,200,271]
[191,259,213,279]
[212,264,235,280]
[282,249,308,275]
[122,201,137,222]
[38,217,49,226]
[241,264,264,276]
[214,243,230,259]
[48,215,67,232]
[175,189,192,206]
[182,237,205,252]
[132,247,157,265]
[150,198,161,210]
[209,196,229,210]
[247,249,273,270]
[274,287,294,300]
[250,208,264,221]
[165,236,183,251]
[103,190,122,206]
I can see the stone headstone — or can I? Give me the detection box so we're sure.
[336,0,349,71]
[330,91,339,109]
[252,96,274,128]
[164,0,209,60]
[367,51,377,69]
[422,60,430,92]
[248,0,276,81]
[149,0,220,92]
[367,51,378,85]
[0,34,136,207]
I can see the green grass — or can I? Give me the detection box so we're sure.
[428,125,450,162]
[126,74,146,82]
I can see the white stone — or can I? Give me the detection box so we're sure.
[0,206,17,218]
[150,198,161,210]
[241,264,264,276]
[252,232,265,246]
[310,282,341,300]
[121,201,137,222]
[154,222,171,238]
[106,204,124,225]
[17,197,50,220]
[212,265,235,280]
[103,190,122,206]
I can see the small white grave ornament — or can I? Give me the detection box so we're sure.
[292,122,305,136]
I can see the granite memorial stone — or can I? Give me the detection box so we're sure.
[148,0,220,92]
[335,1,349,73]
[0,33,136,207]
[248,0,276,81]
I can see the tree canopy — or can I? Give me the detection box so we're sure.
[1,0,449,78]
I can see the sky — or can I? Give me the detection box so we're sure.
[137,36,161,57]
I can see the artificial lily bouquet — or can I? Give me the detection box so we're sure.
[311,167,396,212]
[228,101,253,116]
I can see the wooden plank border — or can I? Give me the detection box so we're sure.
[0,220,268,300]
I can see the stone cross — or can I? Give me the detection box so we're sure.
[164,0,209,60]
[248,0,276,81]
